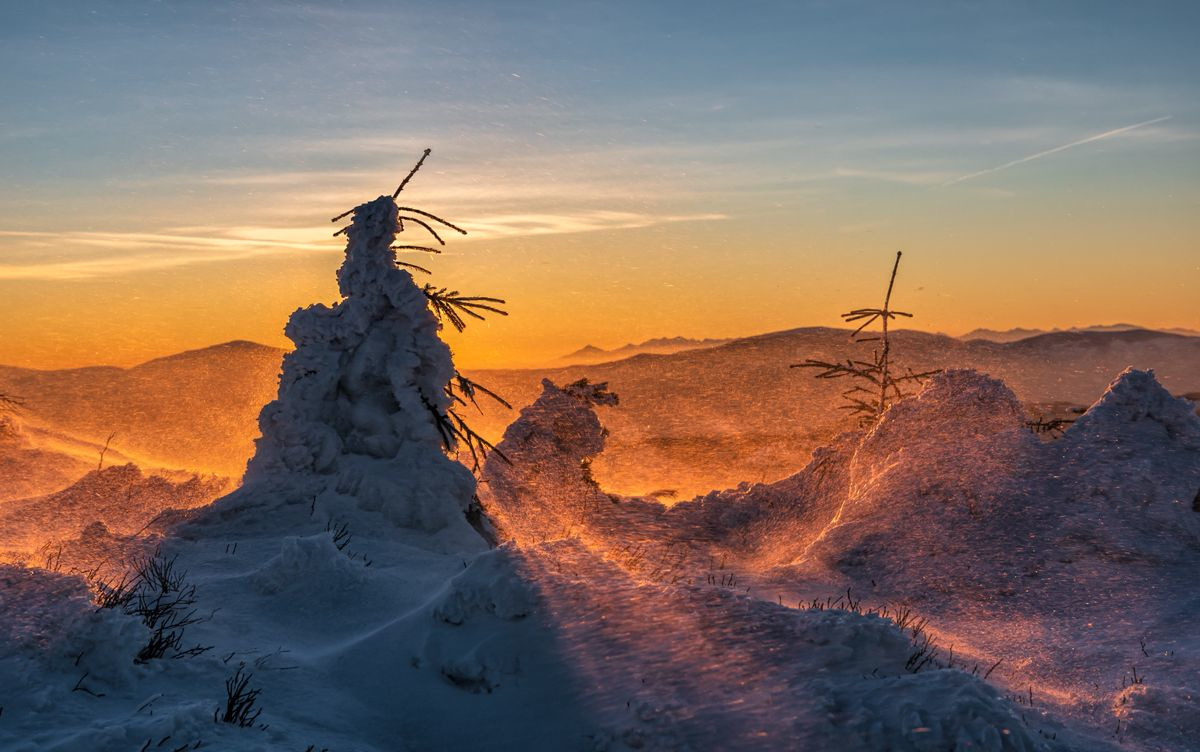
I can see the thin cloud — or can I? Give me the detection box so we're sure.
[942,116,1172,186]
[463,211,725,240]
[0,210,726,281]
[0,229,334,281]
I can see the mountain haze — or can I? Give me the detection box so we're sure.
[3,328,1198,499]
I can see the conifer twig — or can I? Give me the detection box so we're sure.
[423,286,508,332]
[398,216,446,245]
[393,148,432,198]
[396,207,468,236]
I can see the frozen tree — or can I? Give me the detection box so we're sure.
[793,251,938,424]
[193,151,507,548]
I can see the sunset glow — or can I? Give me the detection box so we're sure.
[3,5,1200,750]
[2,2,1197,369]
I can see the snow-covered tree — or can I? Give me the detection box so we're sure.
[192,151,506,549]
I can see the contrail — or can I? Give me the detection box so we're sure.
[942,115,1172,186]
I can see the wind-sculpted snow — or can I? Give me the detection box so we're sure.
[482,369,1199,750]
[184,195,484,552]
[482,377,856,569]
[0,463,227,571]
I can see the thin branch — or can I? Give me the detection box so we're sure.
[97,431,117,470]
[423,286,508,332]
[396,207,468,236]
[449,374,512,411]
[393,148,432,198]
[397,261,432,275]
[399,216,446,245]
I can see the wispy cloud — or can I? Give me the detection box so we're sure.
[462,211,725,240]
[0,209,725,281]
[942,116,1173,186]
[0,228,334,280]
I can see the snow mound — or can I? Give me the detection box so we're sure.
[0,565,146,688]
[251,533,367,596]
[845,369,1035,505]
[824,667,1042,751]
[1052,368,1200,563]
[1064,368,1200,450]
[186,195,484,552]
[802,371,1041,591]
[422,546,539,693]
[1112,682,1200,751]
[432,544,536,625]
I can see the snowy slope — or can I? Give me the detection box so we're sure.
[485,368,1200,751]
[1,190,1098,752]
[4,173,1197,750]
[0,464,227,565]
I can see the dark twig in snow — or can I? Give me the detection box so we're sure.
[216,664,263,727]
[97,430,117,470]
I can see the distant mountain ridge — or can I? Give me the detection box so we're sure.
[960,323,1200,343]
[4,326,1199,499]
[560,336,731,364]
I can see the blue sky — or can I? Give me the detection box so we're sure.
[1,1,1197,366]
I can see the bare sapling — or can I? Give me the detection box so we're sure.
[793,251,938,424]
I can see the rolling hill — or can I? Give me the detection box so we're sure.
[3,328,1198,499]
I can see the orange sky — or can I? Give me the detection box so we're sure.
[2,4,1198,371]
[2,183,1197,371]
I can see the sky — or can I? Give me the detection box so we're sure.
[1,0,1198,369]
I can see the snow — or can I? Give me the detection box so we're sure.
[3,197,1198,749]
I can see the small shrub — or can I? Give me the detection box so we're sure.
[93,549,212,662]
[216,663,263,727]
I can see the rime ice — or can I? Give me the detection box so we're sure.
[195,195,484,550]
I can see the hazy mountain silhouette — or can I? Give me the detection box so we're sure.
[0,340,285,482]
[3,327,1198,499]
[559,336,731,364]
[960,323,1200,343]
[469,327,1200,495]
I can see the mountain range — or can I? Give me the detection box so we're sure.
[559,336,731,364]
[2,326,1198,500]
[959,322,1200,343]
